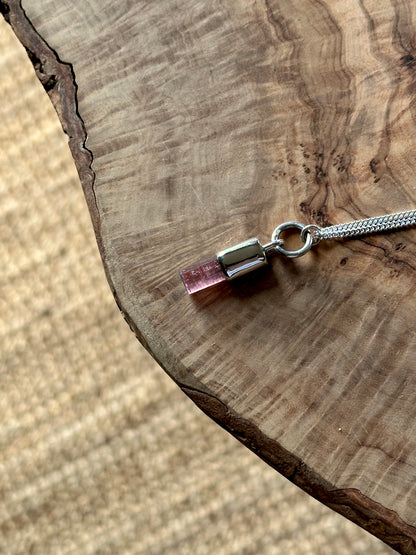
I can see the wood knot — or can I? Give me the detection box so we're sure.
[400,54,416,69]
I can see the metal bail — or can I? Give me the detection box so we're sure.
[217,238,268,279]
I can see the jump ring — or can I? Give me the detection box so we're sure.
[271,221,314,258]
[301,224,322,245]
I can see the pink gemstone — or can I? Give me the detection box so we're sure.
[180,256,227,294]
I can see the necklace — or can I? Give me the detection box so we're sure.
[180,209,416,294]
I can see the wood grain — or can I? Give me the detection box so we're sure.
[4,0,416,551]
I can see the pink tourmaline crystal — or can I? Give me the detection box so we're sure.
[180,256,227,294]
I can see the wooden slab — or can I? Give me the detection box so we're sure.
[4,0,416,551]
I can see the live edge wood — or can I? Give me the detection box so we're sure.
[4,0,416,551]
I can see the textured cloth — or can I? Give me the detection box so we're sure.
[0,17,393,554]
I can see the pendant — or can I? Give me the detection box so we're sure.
[180,222,313,294]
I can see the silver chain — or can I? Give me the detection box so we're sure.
[272,210,416,258]
[309,209,416,242]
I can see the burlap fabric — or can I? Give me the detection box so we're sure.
[0,18,393,554]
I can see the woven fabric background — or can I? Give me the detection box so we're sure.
[0,17,394,555]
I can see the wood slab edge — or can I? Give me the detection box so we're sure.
[183,386,416,554]
[3,1,414,551]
